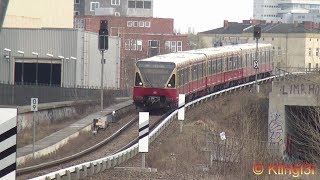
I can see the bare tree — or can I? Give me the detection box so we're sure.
[286,106,320,164]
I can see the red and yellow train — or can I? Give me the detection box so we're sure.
[133,43,274,109]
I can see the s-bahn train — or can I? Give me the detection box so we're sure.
[133,43,274,110]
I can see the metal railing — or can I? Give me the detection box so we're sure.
[0,82,130,106]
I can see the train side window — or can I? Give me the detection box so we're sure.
[135,72,143,86]
[228,57,233,70]
[187,67,190,83]
[225,57,228,71]
[208,60,212,75]
[191,66,194,81]
[178,70,182,86]
[185,69,188,85]
[245,53,248,67]
[198,64,202,79]
[192,65,196,80]
[268,50,271,63]
[179,69,185,86]
[202,63,205,77]
[218,58,222,72]
[212,60,216,74]
[168,74,175,88]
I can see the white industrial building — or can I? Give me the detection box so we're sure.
[253,0,320,23]
[0,28,120,89]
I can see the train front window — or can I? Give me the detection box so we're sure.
[137,61,175,88]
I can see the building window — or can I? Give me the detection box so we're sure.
[272,38,274,41]
[115,12,120,16]
[90,2,99,11]
[309,48,312,56]
[131,39,137,51]
[144,1,151,9]
[145,21,150,27]
[316,48,319,56]
[75,0,80,4]
[165,41,170,52]
[128,1,135,8]
[309,63,312,70]
[125,39,142,51]
[127,21,132,27]
[139,21,144,27]
[125,39,130,50]
[137,40,142,51]
[171,41,176,52]
[133,21,138,27]
[148,40,160,57]
[165,41,182,52]
[278,47,281,56]
[74,11,80,16]
[177,41,182,52]
[136,1,143,8]
[111,0,120,5]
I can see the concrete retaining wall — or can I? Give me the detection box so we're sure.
[17,100,99,132]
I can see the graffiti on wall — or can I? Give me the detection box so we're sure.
[281,84,320,95]
[269,112,283,146]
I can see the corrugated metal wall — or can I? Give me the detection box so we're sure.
[0,28,79,85]
[0,28,120,89]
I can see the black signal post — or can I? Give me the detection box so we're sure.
[98,20,109,111]
[253,25,261,93]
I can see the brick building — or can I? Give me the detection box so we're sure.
[75,15,188,89]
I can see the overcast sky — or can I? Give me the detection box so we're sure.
[153,0,254,33]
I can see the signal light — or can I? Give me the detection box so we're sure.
[253,26,261,39]
[98,20,109,50]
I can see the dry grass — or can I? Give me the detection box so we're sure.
[89,83,320,179]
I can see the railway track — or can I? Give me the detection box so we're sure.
[17,109,172,179]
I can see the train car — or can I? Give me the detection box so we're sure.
[133,43,274,110]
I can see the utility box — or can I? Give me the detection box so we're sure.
[92,117,107,134]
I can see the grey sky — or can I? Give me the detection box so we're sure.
[153,0,254,33]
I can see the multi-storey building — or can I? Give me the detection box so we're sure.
[254,0,280,22]
[0,0,9,28]
[254,0,320,23]
[74,0,153,17]
[75,15,187,89]
[199,20,320,70]
[4,0,74,28]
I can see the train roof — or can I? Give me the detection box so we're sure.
[137,43,272,67]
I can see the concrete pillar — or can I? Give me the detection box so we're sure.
[107,158,112,168]
[96,162,101,173]
[80,165,87,179]
[62,170,71,180]
[102,160,107,171]
[55,174,61,180]
[71,167,80,180]
[88,163,95,176]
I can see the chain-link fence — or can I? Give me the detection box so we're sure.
[0,82,130,106]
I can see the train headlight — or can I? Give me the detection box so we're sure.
[139,82,143,86]
[167,84,171,87]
